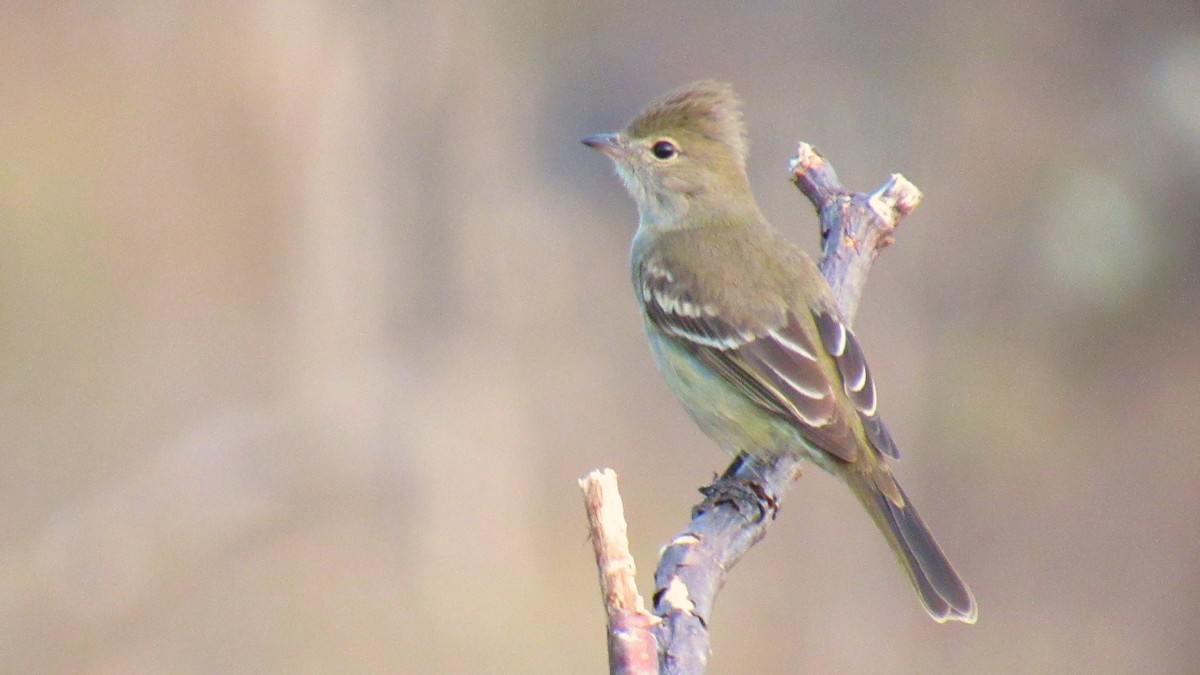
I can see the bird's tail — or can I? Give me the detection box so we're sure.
[846,469,978,624]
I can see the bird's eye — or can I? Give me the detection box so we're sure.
[650,140,679,160]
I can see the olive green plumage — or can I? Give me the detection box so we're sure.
[584,80,976,623]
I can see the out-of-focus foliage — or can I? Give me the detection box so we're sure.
[2,2,1199,672]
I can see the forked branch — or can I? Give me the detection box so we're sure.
[581,143,922,675]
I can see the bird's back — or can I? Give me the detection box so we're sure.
[633,216,829,330]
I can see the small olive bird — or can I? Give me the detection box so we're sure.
[583,80,976,623]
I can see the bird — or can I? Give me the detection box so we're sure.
[583,80,977,624]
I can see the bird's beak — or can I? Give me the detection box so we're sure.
[582,133,626,158]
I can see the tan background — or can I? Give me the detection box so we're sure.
[3,2,1199,673]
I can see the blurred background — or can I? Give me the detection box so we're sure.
[2,1,1199,673]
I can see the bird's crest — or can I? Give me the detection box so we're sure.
[626,80,748,165]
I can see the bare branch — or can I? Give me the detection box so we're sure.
[582,144,921,674]
[580,470,660,675]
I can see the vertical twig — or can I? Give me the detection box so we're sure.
[580,470,660,674]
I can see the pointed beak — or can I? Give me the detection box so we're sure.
[582,133,626,158]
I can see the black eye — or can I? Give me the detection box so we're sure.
[651,140,679,160]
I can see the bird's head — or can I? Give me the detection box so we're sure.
[584,80,754,225]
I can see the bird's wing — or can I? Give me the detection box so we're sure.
[810,308,900,459]
[640,262,899,462]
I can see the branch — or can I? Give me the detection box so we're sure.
[581,143,922,675]
[580,469,660,675]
